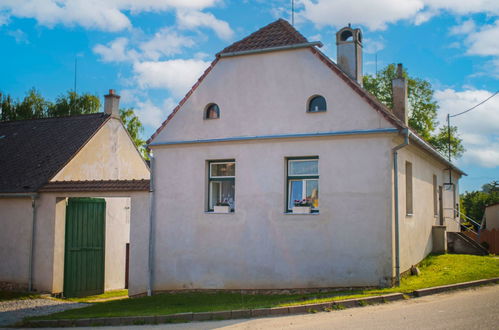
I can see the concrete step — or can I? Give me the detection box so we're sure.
[447,232,489,256]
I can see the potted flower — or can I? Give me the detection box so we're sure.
[292,199,312,214]
[214,200,231,213]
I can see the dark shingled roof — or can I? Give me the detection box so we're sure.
[218,19,308,55]
[0,113,110,193]
[39,179,150,192]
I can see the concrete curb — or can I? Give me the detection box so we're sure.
[21,279,499,328]
[413,277,499,297]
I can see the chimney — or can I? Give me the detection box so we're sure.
[336,25,363,85]
[104,89,120,118]
[392,64,408,125]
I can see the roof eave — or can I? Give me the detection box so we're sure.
[217,41,323,58]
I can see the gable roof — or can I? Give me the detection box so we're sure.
[0,113,110,193]
[147,19,465,176]
[218,19,309,55]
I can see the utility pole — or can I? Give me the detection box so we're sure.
[291,0,295,26]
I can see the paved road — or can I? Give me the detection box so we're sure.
[85,284,499,330]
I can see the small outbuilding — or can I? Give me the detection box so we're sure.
[0,91,150,297]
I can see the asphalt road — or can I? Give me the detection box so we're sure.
[85,284,499,330]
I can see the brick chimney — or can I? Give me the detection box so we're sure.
[392,64,408,125]
[336,25,363,85]
[104,89,120,118]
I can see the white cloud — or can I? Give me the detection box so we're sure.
[298,0,499,31]
[449,19,476,35]
[139,28,195,60]
[434,88,499,168]
[465,20,499,57]
[363,38,385,54]
[134,98,177,128]
[176,9,234,40]
[7,28,28,44]
[133,59,210,98]
[93,37,139,62]
[0,0,221,32]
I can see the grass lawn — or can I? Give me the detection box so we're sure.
[0,291,40,302]
[31,254,499,320]
[62,289,128,303]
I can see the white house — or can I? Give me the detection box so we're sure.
[131,19,464,295]
[0,91,150,297]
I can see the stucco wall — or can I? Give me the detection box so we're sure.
[395,141,461,272]
[485,204,499,230]
[150,134,394,290]
[51,118,149,182]
[0,198,33,289]
[152,49,392,144]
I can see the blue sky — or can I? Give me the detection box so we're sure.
[0,0,498,192]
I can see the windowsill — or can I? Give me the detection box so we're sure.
[205,211,235,214]
[284,212,320,215]
[406,213,414,217]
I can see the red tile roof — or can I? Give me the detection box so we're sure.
[218,19,308,55]
[40,179,150,192]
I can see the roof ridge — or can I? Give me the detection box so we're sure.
[0,112,109,125]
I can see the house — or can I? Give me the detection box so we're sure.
[0,91,150,297]
[131,19,464,295]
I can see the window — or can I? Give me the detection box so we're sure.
[205,103,220,119]
[287,157,319,212]
[406,162,413,215]
[307,95,327,112]
[208,160,235,211]
[433,174,438,216]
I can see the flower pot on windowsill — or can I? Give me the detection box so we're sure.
[292,206,311,214]
[214,205,231,213]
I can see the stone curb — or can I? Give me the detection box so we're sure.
[21,279,498,328]
[413,277,499,297]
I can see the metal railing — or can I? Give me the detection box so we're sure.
[454,208,482,236]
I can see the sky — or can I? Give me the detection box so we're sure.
[0,0,498,192]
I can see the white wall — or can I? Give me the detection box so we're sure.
[51,118,149,182]
[395,141,461,272]
[150,134,394,290]
[0,198,33,289]
[152,48,392,145]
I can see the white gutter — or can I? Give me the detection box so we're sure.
[392,128,410,286]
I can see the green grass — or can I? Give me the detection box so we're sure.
[30,254,499,321]
[62,289,128,303]
[0,291,40,302]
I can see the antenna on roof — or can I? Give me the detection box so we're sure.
[291,0,295,26]
[74,56,77,94]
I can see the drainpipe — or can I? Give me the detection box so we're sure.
[147,153,155,296]
[28,195,37,292]
[392,128,410,286]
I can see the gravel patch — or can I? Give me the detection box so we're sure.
[0,297,88,327]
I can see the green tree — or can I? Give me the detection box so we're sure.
[363,64,464,159]
[48,91,100,117]
[461,181,499,225]
[120,108,149,160]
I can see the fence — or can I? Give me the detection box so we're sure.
[463,229,499,254]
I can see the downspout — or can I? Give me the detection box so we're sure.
[392,128,410,286]
[147,153,155,296]
[28,195,38,292]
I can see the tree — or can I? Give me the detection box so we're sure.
[48,91,100,117]
[120,108,149,160]
[461,181,499,225]
[363,64,464,159]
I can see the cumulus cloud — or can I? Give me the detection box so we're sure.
[465,20,499,57]
[133,59,210,98]
[139,28,195,60]
[298,0,499,31]
[7,29,28,44]
[0,0,223,32]
[93,37,138,62]
[434,88,499,168]
[134,97,177,128]
[176,10,234,40]
[449,19,476,35]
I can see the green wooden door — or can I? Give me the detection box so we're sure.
[64,198,106,298]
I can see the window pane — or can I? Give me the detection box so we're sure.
[289,160,318,176]
[309,96,327,112]
[210,162,235,177]
[210,180,235,210]
[289,180,303,209]
[306,180,319,208]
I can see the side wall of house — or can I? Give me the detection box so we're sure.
[395,141,460,272]
[150,134,394,290]
[0,198,33,290]
[51,118,149,182]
